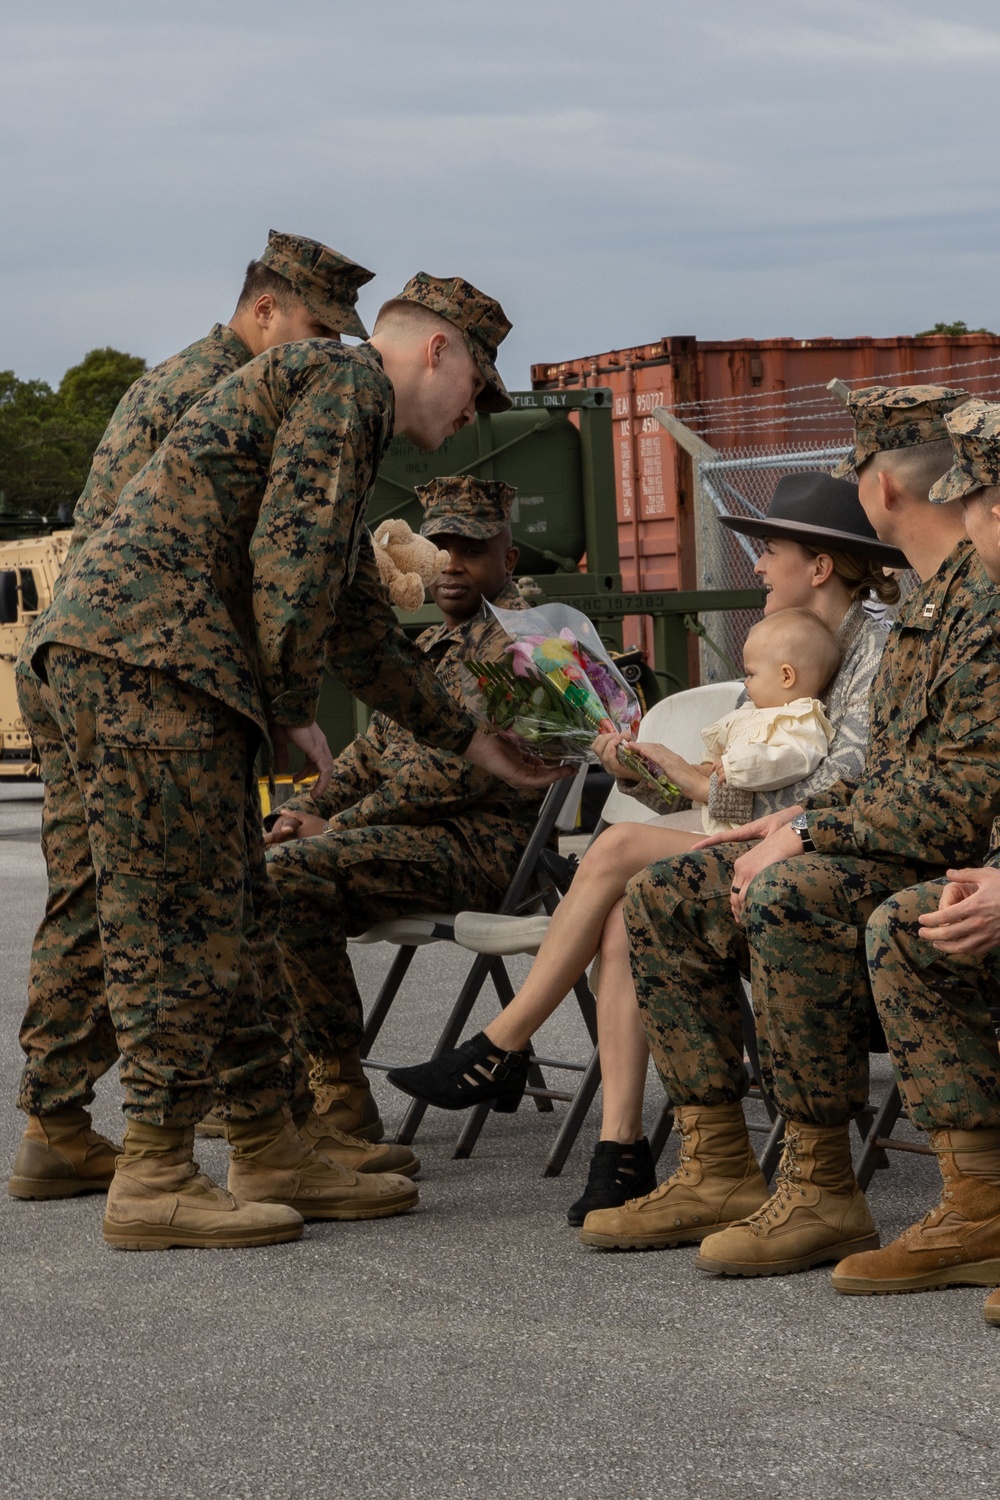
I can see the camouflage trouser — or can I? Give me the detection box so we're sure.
[623,844,926,1127]
[28,645,293,1128]
[16,659,307,1119]
[867,882,1000,1132]
[267,823,504,1058]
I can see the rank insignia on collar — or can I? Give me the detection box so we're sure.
[922,603,936,617]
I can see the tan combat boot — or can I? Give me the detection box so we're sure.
[696,1120,878,1277]
[579,1102,769,1250]
[227,1106,418,1220]
[832,1127,1000,1296]
[984,1290,1000,1326]
[310,1051,383,1141]
[8,1107,120,1199]
[103,1120,303,1251]
[296,1110,420,1178]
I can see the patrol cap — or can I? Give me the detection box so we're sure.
[417,476,516,541]
[831,384,969,478]
[259,230,374,339]
[929,399,1000,502]
[718,471,909,568]
[394,273,513,414]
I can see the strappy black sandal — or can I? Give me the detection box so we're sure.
[566,1138,657,1226]
[387,1032,529,1113]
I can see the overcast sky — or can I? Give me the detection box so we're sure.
[3,0,999,391]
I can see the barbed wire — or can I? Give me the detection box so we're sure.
[661,350,1000,423]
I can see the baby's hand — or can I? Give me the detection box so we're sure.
[711,760,726,784]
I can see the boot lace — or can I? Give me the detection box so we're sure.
[630,1120,694,1207]
[744,1133,806,1233]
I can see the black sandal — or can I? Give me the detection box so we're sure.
[566,1138,657,1226]
[387,1032,529,1113]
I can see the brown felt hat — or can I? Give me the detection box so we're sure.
[718,471,909,568]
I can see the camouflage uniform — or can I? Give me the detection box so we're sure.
[16,234,376,1117]
[21,335,489,1128]
[269,577,543,1058]
[627,538,1000,1124]
[866,399,1000,1133]
[625,389,1000,1128]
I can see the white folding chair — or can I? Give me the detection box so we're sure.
[353,765,591,1140]
[447,683,767,1174]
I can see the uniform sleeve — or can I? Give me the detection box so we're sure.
[251,404,375,727]
[324,534,476,753]
[808,643,1000,865]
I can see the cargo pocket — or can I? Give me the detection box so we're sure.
[97,711,215,880]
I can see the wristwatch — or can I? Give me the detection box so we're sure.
[790,813,816,855]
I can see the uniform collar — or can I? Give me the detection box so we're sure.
[420,579,524,651]
[213,322,254,361]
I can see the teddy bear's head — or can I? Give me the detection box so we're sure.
[372,518,449,612]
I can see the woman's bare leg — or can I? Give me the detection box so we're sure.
[484,824,698,1052]
[592,899,650,1143]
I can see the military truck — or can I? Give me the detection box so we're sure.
[0,532,71,775]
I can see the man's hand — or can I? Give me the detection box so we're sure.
[463,728,575,789]
[263,810,329,848]
[918,866,1000,956]
[695,804,803,852]
[270,721,335,799]
[730,822,806,921]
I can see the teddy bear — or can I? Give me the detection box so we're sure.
[371,518,450,612]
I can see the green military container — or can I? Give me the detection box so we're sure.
[316,389,633,754]
[368,390,615,581]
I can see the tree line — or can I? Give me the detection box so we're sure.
[0,348,146,523]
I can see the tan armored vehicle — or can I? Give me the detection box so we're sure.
[0,531,71,776]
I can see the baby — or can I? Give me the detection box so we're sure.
[700,607,841,834]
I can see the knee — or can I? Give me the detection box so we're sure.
[742,864,806,927]
[867,885,936,963]
[580,824,633,881]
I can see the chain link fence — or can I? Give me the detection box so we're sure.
[693,442,856,684]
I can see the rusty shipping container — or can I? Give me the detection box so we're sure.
[532,332,1000,655]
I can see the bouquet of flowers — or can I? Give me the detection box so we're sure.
[461,602,681,804]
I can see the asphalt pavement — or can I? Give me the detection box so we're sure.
[0,783,996,1500]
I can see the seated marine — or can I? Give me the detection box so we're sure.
[264,475,543,1157]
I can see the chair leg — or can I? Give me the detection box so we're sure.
[489,959,554,1114]
[361,945,418,1055]
[542,1047,602,1177]
[856,1082,904,1192]
[394,952,494,1146]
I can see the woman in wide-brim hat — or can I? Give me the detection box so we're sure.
[387,473,904,1222]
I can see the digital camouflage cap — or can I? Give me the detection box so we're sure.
[417,476,516,540]
[394,273,513,414]
[831,384,970,478]
[259,230,374,339]
[929,400,1000,502]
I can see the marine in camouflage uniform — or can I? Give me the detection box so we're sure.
[267,477,542,1071]
[584,387,1000,1271]
[12,272,520,1247]
[833,399,1000,1310]
[13,232,374,1150]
